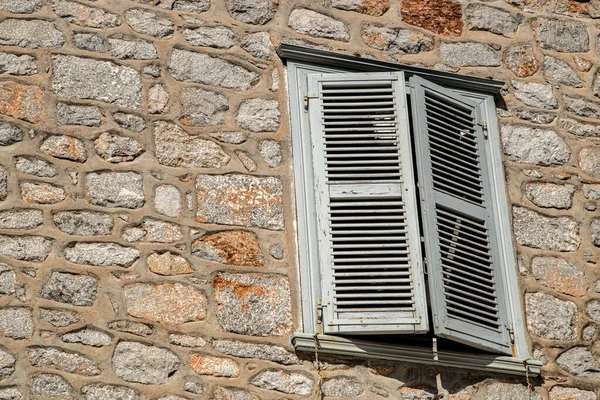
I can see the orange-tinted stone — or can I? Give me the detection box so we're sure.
[0,81,46,123]
[400,0,462,37]
[189,354,240,377]
[192,231,263,267]
[147,252,194,275]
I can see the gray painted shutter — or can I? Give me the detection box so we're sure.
[307,72,428,334]
[410,76,512,354]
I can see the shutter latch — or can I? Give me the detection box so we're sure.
[506,322,515,343]
[316,299,324,333]
[479,121,488,139]
[303,95,309,112]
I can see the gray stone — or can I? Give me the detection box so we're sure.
[52,0,120,28]
[250,369,314,396]
[60,328,112,347]
[0,387,21,400]
[64,242,140,267]
[0,168,6,201]
[57,103,102,126]
[74,32,106,52]
[501,125,570,166]
[30,374,74,399]
[154,121,230,168]
[180,87,228,127]
[213,340,299,365]
[583,325,596,341]
[0,122,23,146]
[173,0,210,13]
[269,244,284,260]
[214,272,292,336]
[440,42,500,67]
[0,264,15,296]
[122,218,183,243]
[561,117,600,137]
[94,132,144,163]
[0,19,64,49]
[196,174,284,230]
[226,0,276,24]
[0,209,43,230]
[0,349,15,380]
[584,184,600,200]
[288,9,349,41]
[41,271,98,306]
[259,140,281,168]
[322,377,364,397]
[532,256,589,297]
[108,320,153,337]
[169,49,259,91]
[124,9,174,39]
[209,131,247,144]
[0,52,36,75]
[86,171,145,208]
[112,341,180,385]
[113,112,146,132]
[512,80,557,109]
[170,333,206,348]
[465,3,521,37]
[82,383,139,400]
[525,183,575,209]
[52,55,141,109]
[0,235,52,262]
[480,383,542,400]
[108,38,158,60]
[236,150,257,172]
[0,0,40,13]
[40,308,80,327]
[549,386,596,400]
[0,308,33,339]
[154,185,181,218]
[362,24,434,55]
[210,386,261,400]
[28,346,100,376]
[183,379,205,394]
[543,56,583,87]
[564,95,600,118]
[592,218,600,247]
[236,98,280,132]
[526,293,576,340]
[148,84,169,114]
[513,207,580,251]
[514,109,556,124]
[556,347,600,378]
[40,135,87,163]
[142,64,160,77]
[183,27,235,49]
[241,32,273,59]
[53,211,113,236]
[532,18,589,52]
[580,148,600,179]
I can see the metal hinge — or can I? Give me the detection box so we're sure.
[506,322,515,343]
[316,300,324,334]
[303,94,309,112]
[479,120,488,139]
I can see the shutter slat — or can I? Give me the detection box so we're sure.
[424,93,473,116]
[426,115,478,139]
[425,103,476,129]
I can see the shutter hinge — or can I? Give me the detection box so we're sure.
[303,95,309,112]
[506,322,515,343]
[479,121,488,139]
[316,300,324,334]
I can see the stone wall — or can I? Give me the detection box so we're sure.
[0,0,599,398]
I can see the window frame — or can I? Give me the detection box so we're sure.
[280,44,540,377]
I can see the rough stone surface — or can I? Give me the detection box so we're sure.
[30,373,74,400]
[0,264,15,296]
[40,308,80,327]
[561,117,600,137]
[154,185,181,218]
[515,110,556,125]
[526,293,576,340]
[513,207,580,251]
[173,0,210,13]
[512,80,557,110]
[583,184,600,200]
[0,122,23,146]
[60,328,112,347]
[0,209,43,230]
[226,0,276,24]
[57,103,102,127]
[543,56,583,88]
[27,346,101,376]
[579,148,600,179]
[0,387,20,400]
[192,231,263,266]
[74,32,106,52]
[532,257,589,297]
[440,42,500,67]
[214,272,292,336]
[122,218,183,243]
[0,168,5,202]
[14,156,57,177]
[0,349,15,380]
[250,370,314,396]
[124,9,174,39]
[362,25,434,54]
[549,386,596,400]
[40,135,87,163]
[154,121,230,168]
[400,0,462,36]
[81,383,139,400]
[109,37,157,60]
[64,242,139,267]
[501,125,570,166]
[259,140,282,168]
[0,52,36,75]
[322,376,364,397]
[94,132,144,163]
[196,174,284,230]
[52,55,141,109]
[108,320,153,337]
[236,98,280,132]
[211,386,261,400]
[0,308,34,339]
[40,271,98,306]
[148,252,193,276]
[0,19,64,49]
[183,27,235,49]
[169,49,259,91]
[169,333,206,348]
[532,18,589,52]
[465,3,520,37]
[556,347,600,378]
[0,235,52,262]
[0,81,46,123]
[52,0,120,28]
[242,32,273,59]
[113,112,146,132]
[288,9,350,42]
[503,45,540,77]
[480,383,542,400]
[180,88,228,127]
[592,219,600,247]
[189,354,240,377]
[0,0,41,13]
[53,211,113,236]
[332,0,389,15]
[213,340,299,365]
[124,283,207,325]
[87,171,145,208]
[209,131,247,144]
[525,183,575,209]
[587,299,600,321]
[564,95,600,118]
[112,341,180,384]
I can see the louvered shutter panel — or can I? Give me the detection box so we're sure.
[307,72,428,334]
[410,76,512,354]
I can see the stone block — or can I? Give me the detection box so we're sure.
[0,209,43,230]
[250,369,314,396]
[0,235,53,261]
[122,218,183,243]
[52,0,120,28]
[64,242,139,267]
[183,26,235,49]
[148,252,193,275]
[124,9,174,39]
[30,374,74,400]
[213,339,299,365]
[0,307,34,339]
[362,25,434,55]
[226,0,276,24]
[400,0,462,36]
[532,18,589,52]
[332,0,389,15]
[27,346,101,376]
[526,293,576,340]
[501,125,569,166]
[86,171,144,209]
[112,341,179,384]
[513,207,580,251]
[192,231,263,266]
[0,52,36,75]
[180,87,228,127]
[0,81,46,123]
[440,42,500,67]
[108,37,158,60]
[465,3,521,37]
[525,182,575,209]
[189,354,240,377]
[288,9,349,41]
[532,256,589,297]
[81,383,139,400]
[503,45,539,77]
[60,328,112,347]
[40,271,98,306]
[0,19,64,49]
[94,132,144,163]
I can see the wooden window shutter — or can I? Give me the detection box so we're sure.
[410,76,512,354]
[307,72,428,334]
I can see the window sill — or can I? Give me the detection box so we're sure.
[291,333,541,377]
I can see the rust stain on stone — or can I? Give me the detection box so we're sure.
[189,354,240,377]
[400,0,463,37]
[194,231,264,267]
[503,46,540,78]
[0,81,46,124]
[213,275,266,299]
[358,0,390,16]
[362,29,389,48]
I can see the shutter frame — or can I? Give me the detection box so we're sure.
[410,75,512,354]
[308,71,429,334]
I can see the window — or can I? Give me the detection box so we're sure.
[280,44,540,376]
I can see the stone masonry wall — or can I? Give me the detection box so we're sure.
[0,0,599,398]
